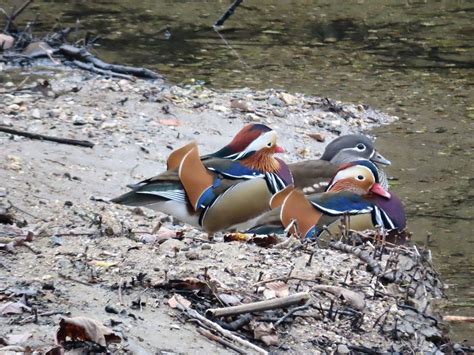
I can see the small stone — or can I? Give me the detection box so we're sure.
[279,92,297,105]
[307,132,326,142]
[159,239,184,253]
[268,96,284,107]
[8,104,20,112]
[31,109,41,119]
[336,344,350,354]
[201,244,212,250]
[185,251,200,260]
[0,34,14,50]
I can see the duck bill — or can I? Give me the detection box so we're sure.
[370,151,391,166]
[370,183,391,198]
[274,145,285,153]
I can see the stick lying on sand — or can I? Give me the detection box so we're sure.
[0,125,95,148]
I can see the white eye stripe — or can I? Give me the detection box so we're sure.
[234,131,276,159]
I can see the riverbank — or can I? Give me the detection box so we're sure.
[0,68,452,353]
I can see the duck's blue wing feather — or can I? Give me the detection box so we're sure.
[309,192,374,216]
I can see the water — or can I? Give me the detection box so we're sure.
[4,0,473,341]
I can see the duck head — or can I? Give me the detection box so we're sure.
[320,134,391,166]
[208,124,284,160]
[327,160,391,198]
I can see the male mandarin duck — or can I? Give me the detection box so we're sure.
[112,125,293,234]
[288,134,391,193]
[247,160,406,239]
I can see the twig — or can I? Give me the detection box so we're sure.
[19,310,67,324]
[275,300,311,326]
[253,275,322,287]
[176,300,268,355]
[214,0,244,27]
[60,45,161,80]
[4,0,33,32]
[58,272,90,286]
[197,327,247,354]
[329,241,382,275]
[0,125,94,148]
[206,292,310,318]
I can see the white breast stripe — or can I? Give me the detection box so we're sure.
[207,167,264,180]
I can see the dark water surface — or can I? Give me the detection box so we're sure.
[6,0,474,341]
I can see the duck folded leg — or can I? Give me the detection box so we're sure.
[178,146,215,211]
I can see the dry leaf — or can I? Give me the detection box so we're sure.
[250,235,280,248]
[0,301,31,315]
[55,316,121,347]
[159,118,180,126]
[0,34,14,50]
[263,281,289,299]
[223,232,250,243]
[253,322,278,346]
[6,332,31,345]
[168,294,191,309]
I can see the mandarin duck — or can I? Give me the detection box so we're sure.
[247,160,406,239]
[112,126,293,234]
[288,134,391,193]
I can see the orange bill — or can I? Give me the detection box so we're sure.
[280,189,322,238]
[167,142,197,171]
[178,146,214,211]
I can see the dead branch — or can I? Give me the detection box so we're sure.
[59,45,161,80]
[3,0,33,33]
[70,59,136,81]
[206,292,310,318]
[0,125,94,148]
[197,327,247,354]
[176,300,268,355]
[275,300,311,326]
[214,0,244,27]
[329,241,382,275]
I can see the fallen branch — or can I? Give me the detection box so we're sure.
[197,327,247,354]
[329,241,382,275]
[214,0,244,27]
[206,292,310,318]
[0,125,95,148]
[59,45,161,80]
[442,315,474,323]
[275,300,311,326]
[177,301,268,355]
[70,60,136,81]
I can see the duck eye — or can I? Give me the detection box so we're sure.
[357,175,364,180]
[267,142,272,147]
[356,144,366,151]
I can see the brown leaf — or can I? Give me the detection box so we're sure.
[0,301,31,315]
[55,316,121,347]
[6,332,31,345]
[159,118,180,126]
[249,234,280,248]
[263,281,289,299]
[253,322,278,346]
[168,294,191,309]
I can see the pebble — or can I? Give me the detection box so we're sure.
[31,109,41,119]
[7,104,20,112]
[336,344,350,354]
[185,251,200,260]
[158,239,184,253]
